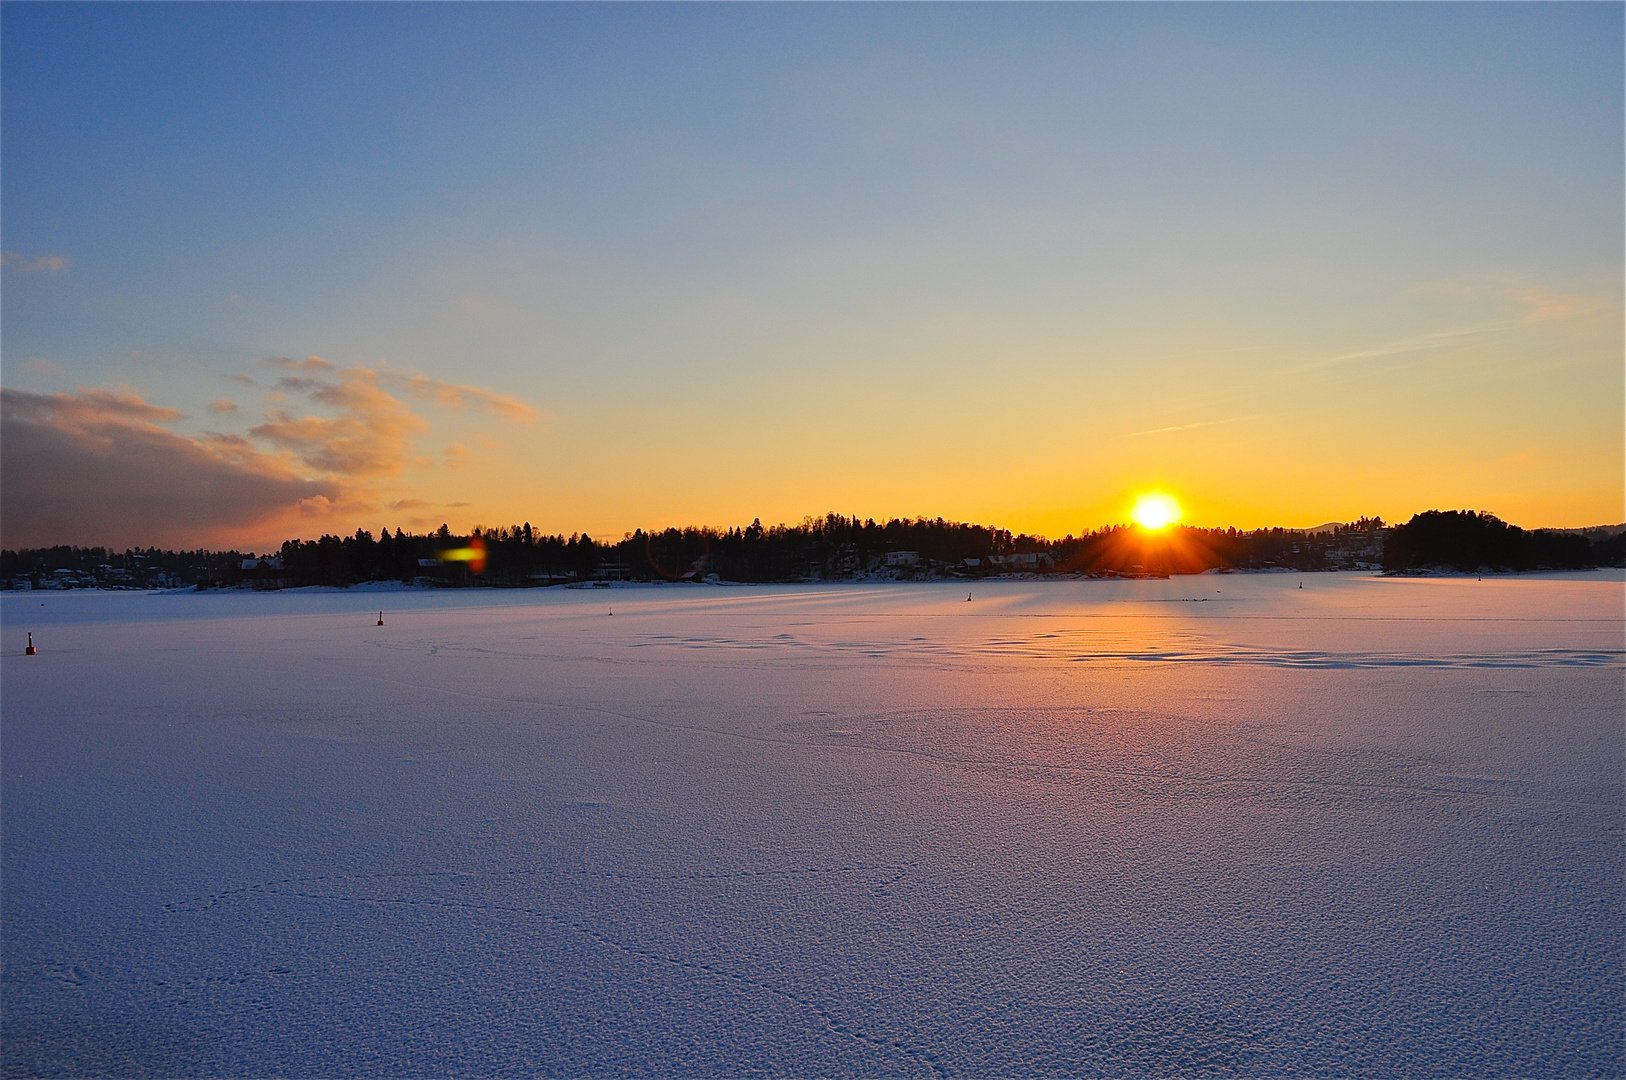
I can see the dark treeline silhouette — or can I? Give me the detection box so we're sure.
[270,514,1394,586]
[4,511,1619,590]
[1383,511,1625,572]
[271,524,604,588]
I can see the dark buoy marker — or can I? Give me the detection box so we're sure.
[25,632,37,656]
[967,590,972,601]
[377,611,385,626]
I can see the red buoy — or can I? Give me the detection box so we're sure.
[377,611,384,626]
[25,632,36,656]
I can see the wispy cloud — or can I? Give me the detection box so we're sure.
[274,375,324,393]
[1130,414,1260,437]
[1,251,70,276]
[393,373,536,422]
[1280,325,1506,377]
[208,399,239,414]
[1507,285,1614,328]
[264,355,336,374]
[1411,274,1620,335]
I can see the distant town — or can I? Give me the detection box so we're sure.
[3,511,1622,592]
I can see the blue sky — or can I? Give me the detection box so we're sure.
[3,3,1621,549]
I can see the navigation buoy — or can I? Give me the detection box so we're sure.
[608,606,613,616]
[1298,582,1303,589]
[25,632,36,656]
[967,590,972,601]
[377,611,384,626]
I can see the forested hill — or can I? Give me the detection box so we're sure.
[3,511,1621,590]
[1382,511,1626,573]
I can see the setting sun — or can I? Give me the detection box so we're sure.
[1131,494,1181,531]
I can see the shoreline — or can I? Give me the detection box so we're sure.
[5,565,1622,597]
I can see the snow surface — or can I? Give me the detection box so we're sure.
[3,572,1622,1078]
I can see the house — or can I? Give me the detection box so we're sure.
[238,557,288,589]
[884,551,921,567]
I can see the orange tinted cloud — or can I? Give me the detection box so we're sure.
[1508,286,1612,328]
[250,359,535,478]
[397,373,536,422]
[251,377,427,478]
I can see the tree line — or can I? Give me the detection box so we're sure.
[1382,510,1625,573]
[3,511,1619,590]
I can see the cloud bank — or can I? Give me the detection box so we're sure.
[1,388,335,549]
[1,359,538,549]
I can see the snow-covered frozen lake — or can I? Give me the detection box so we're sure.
[4,572,1622,1078]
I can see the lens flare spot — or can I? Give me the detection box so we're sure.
[1132,494,1181,531]
[439,534,487,574]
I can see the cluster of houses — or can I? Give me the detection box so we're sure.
[1317,529,1385,570]
[8,564,185,591]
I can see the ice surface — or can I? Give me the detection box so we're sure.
[3,573,1622,1077]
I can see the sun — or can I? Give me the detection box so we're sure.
[1131,494,1181,531]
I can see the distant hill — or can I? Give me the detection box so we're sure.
[1546,524,1626,542]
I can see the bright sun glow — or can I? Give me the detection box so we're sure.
[1131,494,1181,531]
